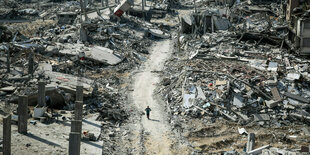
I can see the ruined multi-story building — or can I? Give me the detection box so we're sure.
[286,0,310,55]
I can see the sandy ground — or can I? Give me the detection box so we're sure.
[132,39,173,154]
[0,112,102,155]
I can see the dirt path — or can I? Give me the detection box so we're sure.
[132,39,173,154]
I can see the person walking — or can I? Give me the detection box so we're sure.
[145,106,151,120]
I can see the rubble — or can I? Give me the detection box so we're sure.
[1,0,310,154]
[0,0,162,153]
[156,0,310,154]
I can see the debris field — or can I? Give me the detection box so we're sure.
[0,0,310,154]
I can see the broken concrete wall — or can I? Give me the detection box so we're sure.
[286,0,310,55]
[251,0,279,5]
[127,6,152,21]
[286,0,310,21]
[181,12,230,35]
[297,18,310,55]
[10,88,65,108]
[57,12,77,25]
[181,13,213,34]
[181,14,195,34]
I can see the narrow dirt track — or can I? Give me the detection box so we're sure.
[132,39,173,155]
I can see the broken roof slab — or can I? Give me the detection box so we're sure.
[58,43,123,65]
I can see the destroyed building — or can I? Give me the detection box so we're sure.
[0,0,310,155]
[181,11,231,34]
[57,12,77,25]
[286,0,310,55]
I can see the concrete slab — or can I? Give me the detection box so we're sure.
[233,94,245,108]
[265,100,278,108]
[36,63,94,97]
[183,94,195,108]
[284,92,310,103]
[0,86,16,92]
[271,87,282,101]
[182,14,194,26]
[149,29,170,39]
[267,62,278,72]
[59,44,123,65]
[196,86,206,100]
[213,17,231,30]
[33,107,47,118]
[89,46,122,65]
[253,114,270,121]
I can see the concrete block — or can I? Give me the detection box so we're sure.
[265,100,278,108]
[246,133,255,152]
[271,87,281,101]
[33,107,47,118]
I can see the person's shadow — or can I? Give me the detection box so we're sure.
[149,119,160,122]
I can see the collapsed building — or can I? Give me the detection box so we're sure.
[286,0,310,55]
[181,11,231,34]
[0,0,310,154]
[159,0,310,154]
[57,12,78,25]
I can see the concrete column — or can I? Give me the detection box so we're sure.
[177,31,180,52]
[28,52,34,76]
[3,115,11,155]
[80,27,88,42]
[211,15,214,33]
[142,0,145,19]
[246,133,255,152]
[71,120,82,133]
[80,0,84,22]
[6,49,10,73]
[105,0,108,7]
[194,0,197,13]
[75,101,83,121]
[76,85,83,102]
[4,99,10,113]
[18,96,28,134]
[83,0,88,21]
[203,15,207,34]
[69,132,81,155]
[38,80,46,107]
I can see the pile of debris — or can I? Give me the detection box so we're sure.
[0,0,172,151]
[156,0,310,154]
[161,0,310,126]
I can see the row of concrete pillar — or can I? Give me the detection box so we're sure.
[2,82,84,155]
[2,95,28,155]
